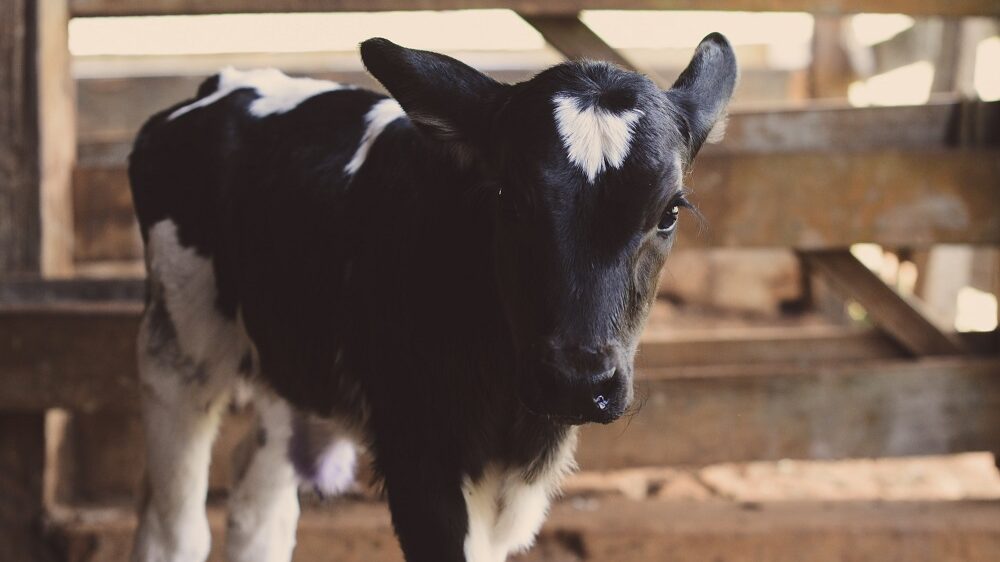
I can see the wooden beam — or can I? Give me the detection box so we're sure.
[0,413,57,562]
[519,14,641,72]
[801,250,967,356]
[0,0,75,277]
[0,0,41,275]
[35,0,76,276]
[809,16,855,99]
[68,0,1000,18]
[581,356,1000,468]
[74,69,815,157]
[2,300,998,467]
[50,500,1000,562]
[70,146,1000,261]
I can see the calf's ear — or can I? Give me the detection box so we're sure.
[360,38,509,152]
[664,33,738,161]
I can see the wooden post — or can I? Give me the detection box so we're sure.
[0,414,57,562]
[0,1,74,559]
[0,0,75,277]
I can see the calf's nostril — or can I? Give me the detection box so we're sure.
[593,394,609,410]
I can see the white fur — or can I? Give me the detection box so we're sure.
[168,67,344,121]
[462,430,578,562]
[344,98,405,175]
[311,439,358,496]
[132,220,245,562]
[226,393,301,562]
[552,94,643,183]
[146,221,243,370]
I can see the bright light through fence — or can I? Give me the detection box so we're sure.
[69,11,547,56]
[975,36,1000,101]
[69,10,814,59]
[955,287,999,332]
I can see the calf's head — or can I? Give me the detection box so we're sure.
[362,35,737,424]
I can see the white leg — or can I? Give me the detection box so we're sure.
[131,300,231,562]
[226,392,300,562]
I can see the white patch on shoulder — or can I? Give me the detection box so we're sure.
[147,220,243,369]
[462,429,578,562]
[344,98,405,175]
[168,67,345,121]
[552,94,644,183]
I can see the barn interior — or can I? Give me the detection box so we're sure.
[2,1,1000,561]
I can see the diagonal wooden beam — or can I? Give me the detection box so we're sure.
[801,250,968,357]
[518,13,671,87]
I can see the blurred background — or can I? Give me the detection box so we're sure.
[1,1,999,561]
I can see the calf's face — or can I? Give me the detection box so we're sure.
[362,35,737,424]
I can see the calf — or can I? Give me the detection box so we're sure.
[128,34,736,562]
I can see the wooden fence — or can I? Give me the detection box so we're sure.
[1,1,998,559]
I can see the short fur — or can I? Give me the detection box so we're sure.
[128,34,737,562]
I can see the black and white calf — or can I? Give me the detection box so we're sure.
[128,34,737,562]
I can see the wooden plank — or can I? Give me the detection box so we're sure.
[519,14,640,70]
[35,0,76,276]
[0,0,75,277]
[685,149,1000,248]
[637,326,909,368]
[808,16,854,99]
[0,0,41,275]
[70,147,1000,261]
[0,414,57,562]
[581,356,1000,468]
[52,499,1000,562]
[0,303,142,413]
[68,0,1000,18]
[801,250,967,356]
[2,301,999,467]
[74,68,813,158]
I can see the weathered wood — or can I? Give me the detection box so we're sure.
[0,414,57,562]
[801,250,967,356]
[74,68,818,163]
[70,146,1000,260]
[581,356,1000,468]
[809,16,855,99]
[0,0,75,277]
[53,497,1000,562]
[35,0,76,276]
[519,14,641,72]
[0,303,142,413]
[0,0,41,275]
[3,300,998,467]
[68,0,1000,18]
[685,149,1000,249]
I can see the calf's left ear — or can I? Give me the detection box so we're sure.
[360,38,509,153]
[664,33,738,160]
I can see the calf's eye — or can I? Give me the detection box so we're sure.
[657,205,680,233]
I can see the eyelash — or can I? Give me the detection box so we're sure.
[657,193,692,234]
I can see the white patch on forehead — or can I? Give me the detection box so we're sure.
[552,93,644,183]
[344,98,406,175]
[168,67,344,121]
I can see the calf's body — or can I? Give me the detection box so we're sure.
[129,36,736,562]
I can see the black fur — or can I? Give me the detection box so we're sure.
[129,35,736,561]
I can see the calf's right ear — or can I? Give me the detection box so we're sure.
[360,38,510,153]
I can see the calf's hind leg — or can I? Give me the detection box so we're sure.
[131,298,232,562]
[225,392,300,562]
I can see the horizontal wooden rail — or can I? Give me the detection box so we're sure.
[3,297,998,468]
[68,0,1000,18]
[52,500,1000,561]
[72,146,1000,257]
[70,93,1000,259]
